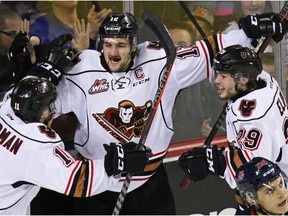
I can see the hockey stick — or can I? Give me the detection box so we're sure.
[180,1,288,189]
[112,11,176,215]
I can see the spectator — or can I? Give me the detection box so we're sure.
[2,1,41,23]
[182,4,215,42]
[236,157,288,215]
[29,1,112,52]
[213,1,273,34]
[166,20,193,47]
[0,3,30,95]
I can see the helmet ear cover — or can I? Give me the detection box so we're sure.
[11,76,57,122]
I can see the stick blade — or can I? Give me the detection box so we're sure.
[141,11,176,59]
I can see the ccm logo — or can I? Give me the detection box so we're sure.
[116,143,125,171]
[38,62,62,78]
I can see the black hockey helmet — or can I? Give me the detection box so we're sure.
[236,157,286,207]
[97,12,138,50]
[213,45,262,85]
[11,76,57,122]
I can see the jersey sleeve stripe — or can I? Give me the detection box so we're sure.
[198,40,210,78]
[64,160,82,195]
[86,160,94,197]
[226,147,252,179]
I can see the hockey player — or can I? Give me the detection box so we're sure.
[22,12,287,214]
[236,157,288,215]
[0,76,150,214]
[178,44,288,212]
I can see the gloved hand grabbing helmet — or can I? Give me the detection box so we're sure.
[103,142,152,177]
[178,145,226,182]
[28,33,75,85]
[239,13,288,47]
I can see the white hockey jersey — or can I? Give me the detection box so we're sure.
[55,29,252,192]
[0,97,117,215]
[223,71,288,188]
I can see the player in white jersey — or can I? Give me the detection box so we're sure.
[25,12,287,214]
[0,76,151,214]
[179,45,288,213]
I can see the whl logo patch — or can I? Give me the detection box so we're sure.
[89,79,109,94]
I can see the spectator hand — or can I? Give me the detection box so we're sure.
[87,5,112,40]
[29,33,75,85]
[239,13,288,46]
[201,119,212,137]
[178,145,226,182]
[103,142,152,177]
[72,19,90,52]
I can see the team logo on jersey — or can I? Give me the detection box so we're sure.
[92,100,152,143]
[88,79,109,94]
[238,99,256,117]
[112,77,131,90]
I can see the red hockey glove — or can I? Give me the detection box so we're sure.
[28,34,75,85]
[239,13,288,46]
[178,145,226,182]
[103,142,152,177]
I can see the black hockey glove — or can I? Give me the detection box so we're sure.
[28,33,75,85]
[9,31,32,82]
[178,145,226,182]
[103,142,152,177]
[239,13,288,47]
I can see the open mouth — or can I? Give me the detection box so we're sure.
[110,56,121,63]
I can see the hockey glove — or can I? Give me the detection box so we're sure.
[9,31,32,82]
[28,33,75,85]
[178,145,226,182]
[103,142,152,177]
[239,13,288,47]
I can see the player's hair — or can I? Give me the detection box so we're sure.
[236,157,287,213]
[97,12,138,51]
[11,76,57,122]
[213,45,263,89]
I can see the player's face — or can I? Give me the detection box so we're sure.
[103,37,133,72]
[256,176,288,215]
[39,103,56,127]
[240,1,266,16]
[214,72,238,100]
[0,18,20,55]
[169,28,192,47]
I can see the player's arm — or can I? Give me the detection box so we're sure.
[25,141,118,197]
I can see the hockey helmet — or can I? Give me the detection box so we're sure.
[97,12,138,50]
[236,157,286,207]
[11,76,57,122]
[213,45,262,85]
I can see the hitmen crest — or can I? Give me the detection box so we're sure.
[238,99,256,117]
[92,100,152,143]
